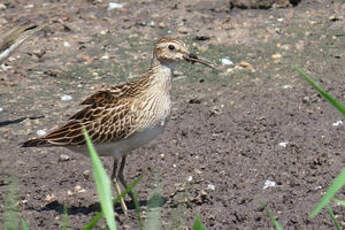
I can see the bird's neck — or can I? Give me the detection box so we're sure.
[147,60,174,93]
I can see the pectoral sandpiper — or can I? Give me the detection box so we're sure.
[22,38,214,213]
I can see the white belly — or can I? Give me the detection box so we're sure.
[67,124,165,159]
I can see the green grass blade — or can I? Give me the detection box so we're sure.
[131,190,143,229]
[143,192,164,230]
[332,198,345,207]
[83,129,116,230]
[296,67,345,219]
[83,174,143,230]
[326,204,342,230]
[296,67,345,116]
[193,214,208,230]
[62,205,69,230]
[310,168,345,218]
[259,201,283,230]
[21,219,30,230]
[4,177,19,230]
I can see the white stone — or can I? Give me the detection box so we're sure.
[221,58,233,65]
[24,4,34,9]
[332,120,343,127]
[59,154,70,161]
[101,53,109,60]
[263,179,276,189]
[0,107,3,112]
[0,3,7,10]
[36,129,46,136]
[63,41,71,47]
[282,84,292,89]
[207,184,215,191]
[314,185,322,190]
[187,176,193,182]
[61,94,72,101]
[279,141,288,147]
[107,2,124,10]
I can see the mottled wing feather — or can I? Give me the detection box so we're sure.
[80,80,144,106]
[80,90,115,105]
[40,99,137,146]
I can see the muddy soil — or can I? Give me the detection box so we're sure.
[1,0,345,229]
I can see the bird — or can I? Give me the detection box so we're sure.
[22,37,214,213]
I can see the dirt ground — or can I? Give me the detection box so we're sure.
[1,0,345,229]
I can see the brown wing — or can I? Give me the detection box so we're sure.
[23,97,138,147]
[79,82,139,106]
[79,71,153,107]
[79,90,115,105]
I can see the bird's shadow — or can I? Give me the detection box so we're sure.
[36,198,166,215]
[0,115,44,128]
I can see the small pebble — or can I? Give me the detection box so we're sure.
[263,179,276,189]
[200,190,208,196]
[277,18,284,22]
[45,194,56,202]
[279,141,288,147]
[177,26,191,34]
[207,184,215,191]
[61,94,72,101]
[272,53,282,59]
[237,61,254,70]
[221,58,233,65]
[332,120,343,127]
[314,185,322,190]
[187,176,193,182]
[74,185,86,193]
[194,169,202,174]
[63,41,71,47]
[36,129,46,136]
[8,57,16,62]
[59,154,70,161]
[0,3,6,10]
[149,21,155,27]
[83,170,91,178]
[101,53,109,60]
[107,2,124,11]
[282,85,292,89]
[0,107,3,112]
[24,4,34,9]
[158,22,165,28]
[302,96,310,103]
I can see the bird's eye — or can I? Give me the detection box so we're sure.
[168,44,175,50]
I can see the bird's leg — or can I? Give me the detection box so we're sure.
[111,158,127,214]
[118,154,135,201]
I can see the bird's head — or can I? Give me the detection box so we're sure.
[152,38,214,69]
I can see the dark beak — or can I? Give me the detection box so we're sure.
[184,53,215,69]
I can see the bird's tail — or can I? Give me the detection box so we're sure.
[22,138,50,147]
